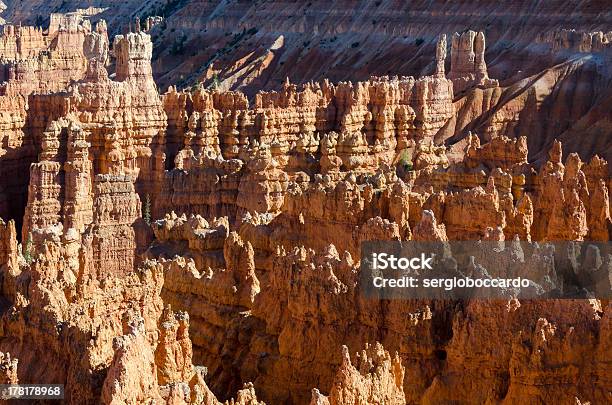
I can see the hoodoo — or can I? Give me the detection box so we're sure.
[0,2,610,404]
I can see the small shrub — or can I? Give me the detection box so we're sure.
[398,150,413,171]
[415,37,425,46]
[351,41,360,48]
[170,34,187,55]
[23,233,33,264]
[207,73,220,90]
[143,194,152,225]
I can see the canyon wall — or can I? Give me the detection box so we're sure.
[0,13,108,233]
[3,1,612,91]
[0,5,609,405]
[146,131,610,403]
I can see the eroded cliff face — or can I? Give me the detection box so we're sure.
[2,1,611,165]
[0,13,109,235]
[4,1,611,91]
[0,5,609,405]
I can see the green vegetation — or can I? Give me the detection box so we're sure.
[208,73,220,90]
[23,233,33,264]
[398,150,413,171]
[144,194,152,225]
[35,15,44,28]
[138,0,185,28]
[170,33,187,55]
[158,0,187,18]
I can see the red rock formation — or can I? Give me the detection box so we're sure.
[0,16,98,96]
[101,306,264,405]
[0,24,46,60]
[532,141,591,241]
[0,351,18,384]
[0,6,610,405]
[0,217,263,404]
[448,30,499,94]
[158,65,454,222]
[87,173,140,277]
[7,0,605,95]
[0,218,19,277]
[22,119,94,240]
[538,29,612,52]
[310,343,405,405]
[0,94,33,227]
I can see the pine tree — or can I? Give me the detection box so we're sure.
[144,194,152,225]
[23,233,33,264]
[212,73,220,90]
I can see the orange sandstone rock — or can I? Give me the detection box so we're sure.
[310,343,405,405]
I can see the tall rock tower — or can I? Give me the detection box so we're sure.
[448,30,498,94]
[87,139,142,276]
[113,31,153,81]
[435,34,447,78]
[63,123,94,233]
